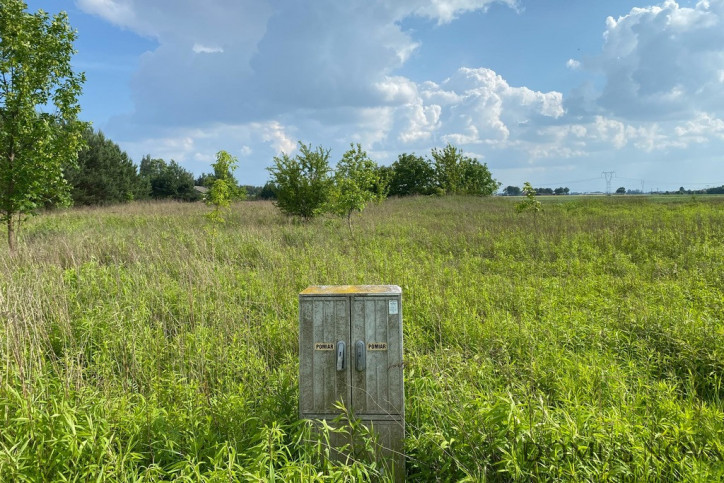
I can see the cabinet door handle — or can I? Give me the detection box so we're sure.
[356,340,366,371]
[336,341,346,371]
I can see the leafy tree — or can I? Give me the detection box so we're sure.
[554,187,570,195]
[139,155,164,180]
[516,182,543,255]
[0,0,87,252]
[431,144,464,194]
[267,142,332,219]
[503,185,522,196]
[615,186,626,194]
[140,155,200,201]
[328,144,385,231]
[197,157,244,200]
[205,150,242,226]
[459,155,500,195]
[195,172,216,188]
[515,182,542,214]
[64,128,147,205]
[388,153,435,196]
[372,164,392,198]
[259,182,277,200]
[431,144,499,195]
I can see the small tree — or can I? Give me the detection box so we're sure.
[516,182,542,253]
[267,142,332,220]
[616,186,626,195]
[388,153,435,196]
[515,182,542,214]
[328,144,385,232]
[431,144,464,195]
[459,156,500,195]
[197,155,245,200]
[0,1,87,252]
[431,143,499,195]
[205,150,242,226]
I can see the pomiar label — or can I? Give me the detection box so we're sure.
[367,342,388,351]
[314,342,334,350]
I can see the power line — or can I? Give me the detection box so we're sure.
[535,177,602,187]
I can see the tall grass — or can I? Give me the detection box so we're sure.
[1,196,723,480]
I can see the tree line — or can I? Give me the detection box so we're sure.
[62,129,501,226]
[63,127,249,205]
[502,185,570,196]
[264,142,500,222]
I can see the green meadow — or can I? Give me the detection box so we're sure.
[1,195,723,481]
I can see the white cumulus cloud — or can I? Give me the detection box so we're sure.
[592,0,724,119]
[79,0,724,188]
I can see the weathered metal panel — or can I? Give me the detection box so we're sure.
[299,286,404,481]
[299,296,349,416]
[351,295,403,416]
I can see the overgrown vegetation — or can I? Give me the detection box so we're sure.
[139,155,201,202]
[1,195,723,481]
[328,143,385,232]
[267,142,333,220]
[0,0,86,252]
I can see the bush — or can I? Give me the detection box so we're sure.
[267,142,332,219]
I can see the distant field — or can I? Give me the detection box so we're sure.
[1,196,723,481]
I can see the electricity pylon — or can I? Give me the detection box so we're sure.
[602,171,615,195]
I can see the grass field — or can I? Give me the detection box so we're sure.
[1,195,723,481]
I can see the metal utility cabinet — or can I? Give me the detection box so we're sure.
[299,285,404,479]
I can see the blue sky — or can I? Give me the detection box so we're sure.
[26,0,724,192]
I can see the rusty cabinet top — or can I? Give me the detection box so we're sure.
[299,285,401,296]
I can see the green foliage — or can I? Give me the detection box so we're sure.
[458,154,500,195]
[503,185,522,196]
[140,155,200,202]
[195,172,216,188]
[64,128,147,205]
[267,142,332,219]
[388,153,435,196]
[431,144,464,194]
[2,196,724,480]
[197,155,245,201]
[515,181,542,214]
[205,150,242,226]
[259,181,277,200]
[0,0,87,251]
[328,144,385,230]
[431,144,499,195]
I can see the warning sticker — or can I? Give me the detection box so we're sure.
[388,300,399,315]
[367,342,388,351]
[314,343,334,350]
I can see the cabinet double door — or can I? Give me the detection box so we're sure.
[299,294,403,420]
